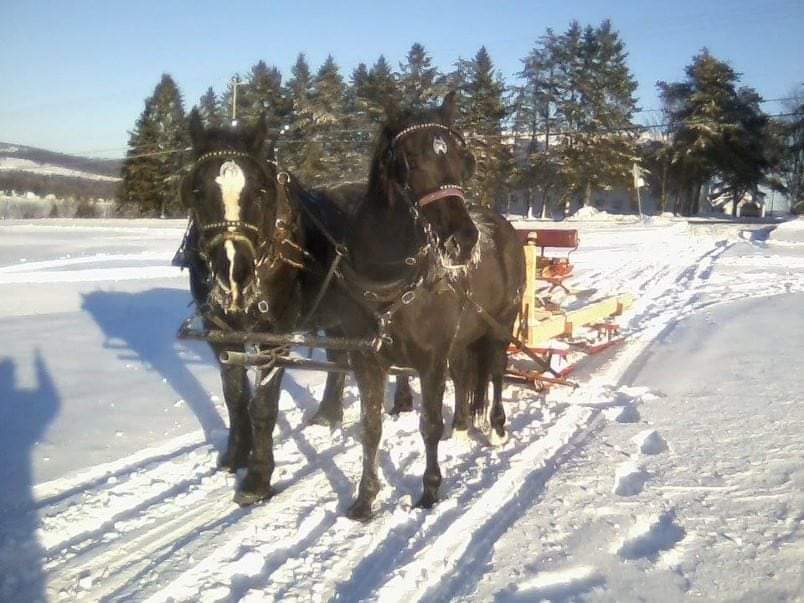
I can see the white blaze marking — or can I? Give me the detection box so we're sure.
[215,160,246,223]
[225,240,239,305]
[433,135,448,155]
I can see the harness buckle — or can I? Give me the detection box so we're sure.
[401,290,416,305]
[404,256,417,266]
[334,244,348,257]
[276,171,291,185]
[257,300,270,314]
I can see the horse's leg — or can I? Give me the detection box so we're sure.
[309,346,346,427]
[234,367,283,505]
[489,341,509,445]
[449,350,472,438]
[346,352,387,521]
[470,338,492,433]
[214,344,252,472]
[389,375,414,415]
[416,360,447,509]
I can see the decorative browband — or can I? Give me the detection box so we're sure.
[200,220,262,233]
[195,150,256,163]
[391,123,465,147]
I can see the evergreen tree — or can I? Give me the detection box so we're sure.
[282,54,317,177]
[119,74,189,217]
[513,28,565,216]
[398,43,444,110]
[659,49,772,215]
[362,55,399,123]
[560,20,639,209]
[459,46,512,208]
[346,62,374,161]
[198,87,224,128]
[287,55,359,184]
[514,20,638,214]
[240,60,289,137]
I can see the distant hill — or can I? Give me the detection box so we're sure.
[0,142,122,200]
[0,142,122,177]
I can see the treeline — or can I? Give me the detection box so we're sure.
[119,20,804,218]
[0,172,118,201]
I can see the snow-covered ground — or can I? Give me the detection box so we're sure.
[0,217,802,602]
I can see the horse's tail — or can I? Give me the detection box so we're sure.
[469,337,493,424]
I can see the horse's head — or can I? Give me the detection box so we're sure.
[373,91,478,264]
[182,110,302,319]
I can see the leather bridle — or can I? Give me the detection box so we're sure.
[186,150,305,273]
[389,122,470,208]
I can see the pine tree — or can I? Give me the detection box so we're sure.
[346,63,374,162]
[240,60,289,137]
[286,55,358,184]
[363,55,399,123]
[398,43,444,110]
[282,54,317,177]
[119,74,189,217]
[659,49,771,215]
[514,28,566,216]
[198,87,224,128]
[560,21,639,209]
[459,47,512,208]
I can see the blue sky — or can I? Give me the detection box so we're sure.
[2,0,802,157]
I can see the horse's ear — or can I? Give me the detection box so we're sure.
[248,113,269,153]
[440,91,459,125]
[188,108,205,148]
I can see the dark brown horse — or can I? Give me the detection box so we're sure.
[324,93,525,518]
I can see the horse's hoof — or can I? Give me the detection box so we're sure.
[234,471,272,506]
[389,402,413,416]
[488,426,509,447]
[389,396,413,416]
[414,493,438,509]
[451,427,471,443]
[308,410,343,428]
[345,500,374,522]
[233,487,271,506]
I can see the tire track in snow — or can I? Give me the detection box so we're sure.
[43,410,364,601]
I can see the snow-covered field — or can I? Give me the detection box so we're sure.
[0,216,802,602]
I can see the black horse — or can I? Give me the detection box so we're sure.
[179,112,392,504]
[179,111,317,503]
[315,92,525,519]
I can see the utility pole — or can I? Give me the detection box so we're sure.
[633,162,645,219]
[231,76,241,125]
